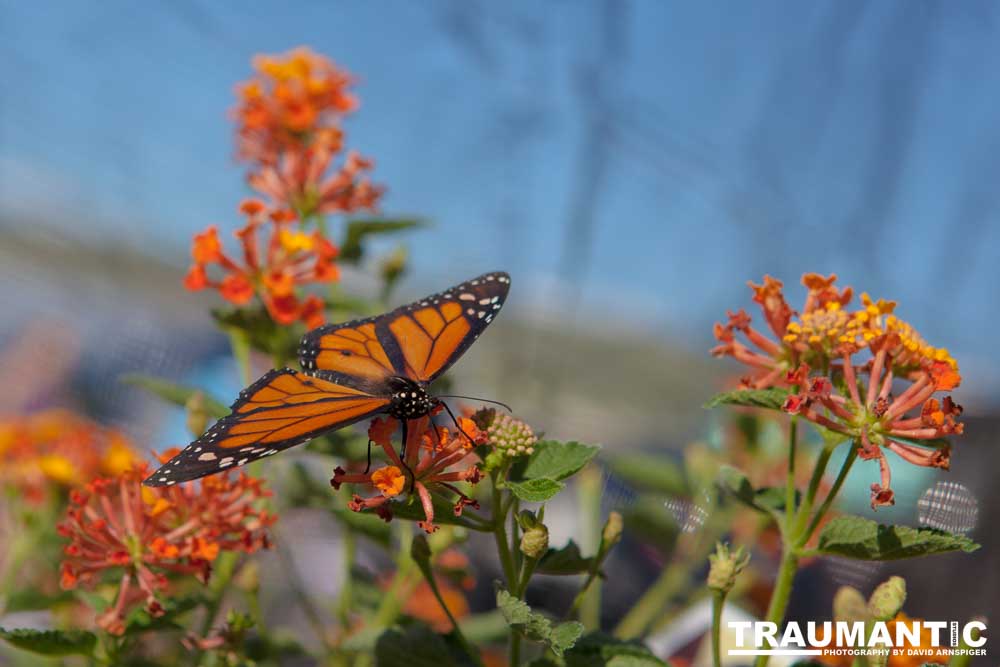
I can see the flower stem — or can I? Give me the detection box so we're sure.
[752,550,799,667]
[418,560,482,666]
[491,477,517,587]
[711,591,725,667]
[799,445,856,547]
[784,418,798,534]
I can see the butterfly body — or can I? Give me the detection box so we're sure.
[144,271,510,487]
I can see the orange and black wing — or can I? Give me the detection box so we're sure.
[299,271,510,386]
[143,368,389,486]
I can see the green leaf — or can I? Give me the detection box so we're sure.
[606,454,687,496]
[511,441,600,483]
[563,632,667,666]
[496,589,583,657]
[704,388,790,410]
[537,540,596,576]
[816,516,980,560]
[120,374,229,418]
[716,465,798,519]
[389,494,486,530]
[551,622,586,656]
[341,217,425,262]
[0,627,97,657]
[509,478,565,502]
[374,624,458,667]
[331,508,393,548]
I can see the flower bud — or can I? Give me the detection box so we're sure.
[601,511,624,549]
[833,586,871,625]
[867,576,906,621]
[519,522,549,559]
[706,542,749,594]
[185,391,210,438]
[488,414,538,457]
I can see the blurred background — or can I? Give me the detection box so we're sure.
[2,0,999,650]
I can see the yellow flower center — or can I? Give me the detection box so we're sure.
[371,466,406,497]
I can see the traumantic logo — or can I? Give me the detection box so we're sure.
[727,620,987,658]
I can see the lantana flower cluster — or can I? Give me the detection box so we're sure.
[58,456,274,635]
[713,273,963,509]
[184,200,338,327]
[0,409,139,501]
[331,413,486,533]
[184,47,383,329]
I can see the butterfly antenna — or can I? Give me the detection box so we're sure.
[435,395,513,412]
[439,401,480,448]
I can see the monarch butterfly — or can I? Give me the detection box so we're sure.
[143,271,510,487]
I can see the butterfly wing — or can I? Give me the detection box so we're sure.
[143,368,389,486]
[299,271,510,385]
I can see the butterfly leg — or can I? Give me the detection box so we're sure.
[363,439,374,474]
[399,419,416,493]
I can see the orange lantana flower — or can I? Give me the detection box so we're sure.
[183,201,339,327]
[233,46,358,166]
[58,458,274,635]
[331,414,486,533]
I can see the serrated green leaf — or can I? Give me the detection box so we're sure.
[511,441,600,483]
[704,388,790,410]
[537,540,596,576]
[341,218,426,262]
[563,632,667,666]
[816,516,980,560]
[509,478,565,502]
[0,627,97,657]
[496,589,582,657]
[374,625,458,667]
[120,374,228,417]
[606,454,687,496]
[550,622,585,657]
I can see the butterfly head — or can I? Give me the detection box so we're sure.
[386,376,437,421]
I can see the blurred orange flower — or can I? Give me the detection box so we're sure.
[0,409,140,501]
[58,458,274,635]
[234,46,358,166]
[331,414,486,533]
[183,201,339,326]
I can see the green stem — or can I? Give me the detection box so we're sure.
[418,562,482,666]
[752,550,799,667]
[492,480,517,587]
[784,418,798,534]
[613,559,690,639]
[577,465,603,630]
[799,445,857,547]
[711,591,725,667]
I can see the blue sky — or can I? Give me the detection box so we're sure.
[2,1,1000,398]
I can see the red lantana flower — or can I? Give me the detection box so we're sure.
[183,200,338,327]
[58,458,274,635]
[331,414,486,533]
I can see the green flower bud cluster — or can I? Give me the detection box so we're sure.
[488,414,537,457]
[707,542,750,594]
